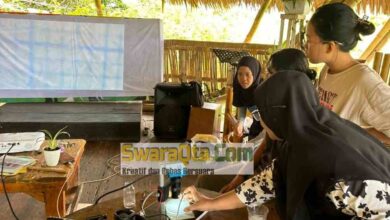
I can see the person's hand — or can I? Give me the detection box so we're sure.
[233,122,244,138]
[183,186,212,212]
[220,175,245,193]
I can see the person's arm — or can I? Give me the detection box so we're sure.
[366,128,390,146]
[233,107,246,138]
[219,174,244,193]
[220,137,268,193]
[185,160,276,212]
[362,81,390,145]
[184,189,245,212]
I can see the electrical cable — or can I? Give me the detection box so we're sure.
[142,200,157,215]
[141,191,157,216]
[80,171,119,185]
[56,162,74,217]
[74,154,120,210]
[105,154,119,168]
[1,143,20,220]
[175,192,189,220]
[94,174,151,205]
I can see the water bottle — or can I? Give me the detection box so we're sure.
[123,182,136,209]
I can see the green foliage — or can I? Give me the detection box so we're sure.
[40,126,70,150]
[1,0,258,43]
[2,0,92,14]
[2,0,388,54]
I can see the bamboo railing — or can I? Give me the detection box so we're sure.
[164,40,274,92]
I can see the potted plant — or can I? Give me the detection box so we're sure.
[282,0,311,15]
[40,127,70,167]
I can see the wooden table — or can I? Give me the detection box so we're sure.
[67,188,280,220]
[0,139,86,218]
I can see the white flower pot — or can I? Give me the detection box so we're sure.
[43,148,61,167]
[283,0,310,15]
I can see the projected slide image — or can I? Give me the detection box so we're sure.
[0,18,124,90]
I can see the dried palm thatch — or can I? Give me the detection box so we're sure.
[164,0,389,14]
[164,40,273,92]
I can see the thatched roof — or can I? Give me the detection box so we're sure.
[165,0,389,14]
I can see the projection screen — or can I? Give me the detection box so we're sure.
[0,13,163,98]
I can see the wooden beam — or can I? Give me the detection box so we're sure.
[244,0,272,43]
[223,86,234,141]
[95,0,103,16]
[360,20,390,61]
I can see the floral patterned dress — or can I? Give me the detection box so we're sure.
[235,160,390,219]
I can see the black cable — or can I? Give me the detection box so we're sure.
[145,213,171,220]
[1,143,20,220]
[94,174,151,205]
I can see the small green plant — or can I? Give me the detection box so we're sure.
[40,127,70,151]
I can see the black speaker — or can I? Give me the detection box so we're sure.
[154,83,192,139]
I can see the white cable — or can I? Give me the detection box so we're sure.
[141,191,157,216]
[56,163,74,217]
[77,156,120,186]
[142,200,157,214]
[63,154,120,216]
[80,171,119,185]
[106,154,120,168]
[196,211,209,220]
[176,195,185,220]
[79,154,120,185]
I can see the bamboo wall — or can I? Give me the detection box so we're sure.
[164,40,274,92]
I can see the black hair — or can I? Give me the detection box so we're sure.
[310,3,375,52]
[267,48,317,81]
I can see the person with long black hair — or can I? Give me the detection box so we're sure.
[266,48,317,81]
[305,3,390,144]
[184,71,390,219]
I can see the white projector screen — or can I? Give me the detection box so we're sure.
[0,13,163,98]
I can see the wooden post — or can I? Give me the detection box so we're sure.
[95,0,103,16]
[380,54,390,83]
[372,52,384,73]
[278,16,285,49]
[244,0,272,43]
[223,68,234,142]
[279,14,305,49]
[285,19,293,47]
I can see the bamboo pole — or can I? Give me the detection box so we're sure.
[223,68,234,142]
[360,20,390,61]
[372,52,384,73]
[380,54,390,84]
[244,0,272,43]
[95,0,103,16]
[223,87,234,140]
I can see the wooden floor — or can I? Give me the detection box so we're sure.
[0,113,198,220]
